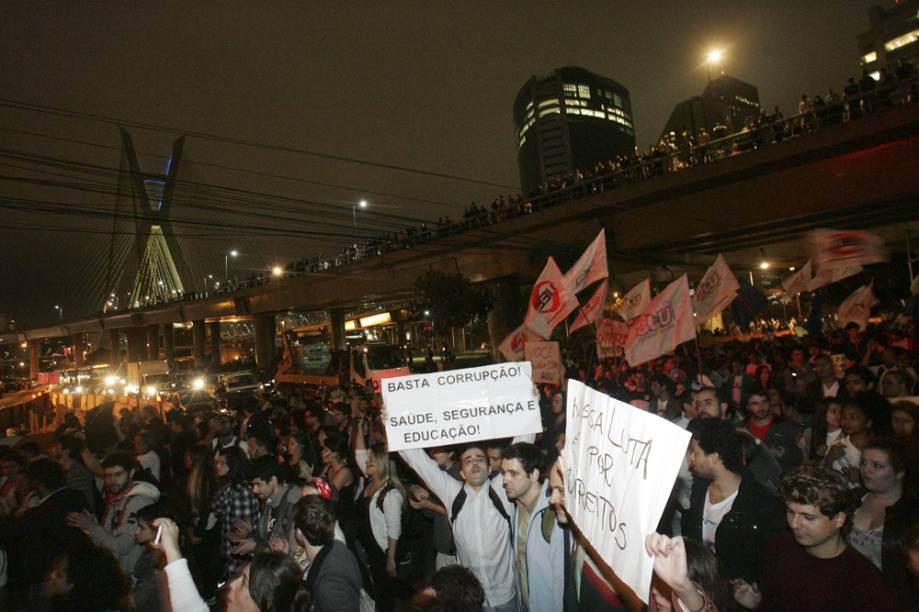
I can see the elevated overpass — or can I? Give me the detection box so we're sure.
[6,102,919,373]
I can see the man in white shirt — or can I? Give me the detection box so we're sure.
[402,436,533,612]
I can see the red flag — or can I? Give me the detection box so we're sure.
[524,257,578,339]
[624,275,696,366]
[569,279,608,333]
[562,229,608,294]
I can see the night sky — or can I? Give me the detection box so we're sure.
[1,1,882,326]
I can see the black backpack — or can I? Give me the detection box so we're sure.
[377,483,424,580]
[448,485,513,554]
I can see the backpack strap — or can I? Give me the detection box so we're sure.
[450,485,513,539]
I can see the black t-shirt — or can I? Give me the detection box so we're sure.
[759,533,895,611]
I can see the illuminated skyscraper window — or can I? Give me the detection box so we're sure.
[514,66,635,193]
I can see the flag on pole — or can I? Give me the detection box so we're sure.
[624,275,696,366]
[812,229,888,271]
[782,260,813,297]
[617,278,651,321]
[497,323,539,361]
[524,257,579,339]
[692,254,740,323]
[807,265,863,292]
[562,229,608,294]
[837,283,878,331]
[569,279,608,333]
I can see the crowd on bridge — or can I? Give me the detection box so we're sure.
[123,64,919,315]
[2,288,919,610]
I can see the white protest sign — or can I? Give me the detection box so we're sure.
[563,380,691,604]
[525,341,563,385]
[382,363,542,452]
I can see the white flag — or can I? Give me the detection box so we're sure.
[808,265,863,292]
[812,228,888,271]
[624,275,696,366]
[617,278,651,321]
[569,279,608,333]
[497,323,539,361]
[562,229,608,295]
[524,257,579,339]
[837,283,878,331]
[692,254,740,323]
[782,260,813,297]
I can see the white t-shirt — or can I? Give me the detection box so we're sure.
[702,488,738,550]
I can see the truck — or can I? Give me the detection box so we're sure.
[126,360,170,398]
[275,331,410,392]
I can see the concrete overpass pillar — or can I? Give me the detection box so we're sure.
[147,325,161,361]
[72,334,86,367]
[254,314,277,375]
[209,321,222,369]
[28,340,40,381]
[126,328,147,362]
[192,321,207,369]
[107,330,121,365]
[486,276,523,361]
[329,308,346,351]
[162,324,175,365]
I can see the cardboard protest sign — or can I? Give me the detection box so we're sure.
[596,318,628,359]
[382,363,542,452]
[563,380,690,604]
[525,341,563,385]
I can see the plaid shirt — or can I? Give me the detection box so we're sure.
[213,481,260,578]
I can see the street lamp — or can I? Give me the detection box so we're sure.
[706,49,723,83]
[225,249,238,285]
[353,199,368,228]
[54,304,62,321]
[271,265,284,277]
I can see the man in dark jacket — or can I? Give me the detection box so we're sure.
[295,495,362,612]
[681,419,783,582]
[0,459,91,609]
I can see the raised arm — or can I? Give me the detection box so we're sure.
[399,448,462,506]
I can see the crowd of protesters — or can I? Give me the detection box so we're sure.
[122,64,919,316]
[1,302,917,610]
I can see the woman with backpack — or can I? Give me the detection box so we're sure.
[353,419,405,611]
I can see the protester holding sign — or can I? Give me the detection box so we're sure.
[399,437,531,612]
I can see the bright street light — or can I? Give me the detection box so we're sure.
[271,265,284,277]
[705,49,724,83]
[225,249,239,285]
[759,262,770,270]
[353,199,368,227]
[54,304,62,321]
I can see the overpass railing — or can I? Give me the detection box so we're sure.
[125,75,919,311]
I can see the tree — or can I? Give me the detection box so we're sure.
[414,270,488,334]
